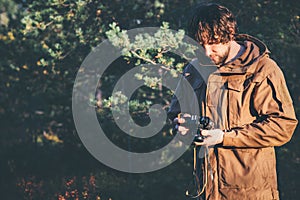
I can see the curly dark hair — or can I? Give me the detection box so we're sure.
[188,3,238,45]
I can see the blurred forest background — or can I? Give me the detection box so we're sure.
[0,0,299,199]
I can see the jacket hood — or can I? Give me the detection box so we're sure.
[217,34,270,74]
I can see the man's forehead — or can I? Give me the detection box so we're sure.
[203,43,228,48]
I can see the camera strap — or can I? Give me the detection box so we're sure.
[186,145,213,199]
[206,147,213,182]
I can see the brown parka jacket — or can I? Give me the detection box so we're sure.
[204,34,298,200]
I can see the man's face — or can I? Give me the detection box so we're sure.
[203,42,230,65]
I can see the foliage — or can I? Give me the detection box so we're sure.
[106,21,196,67]
[97,21,198,113]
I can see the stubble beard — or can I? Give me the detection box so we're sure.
[214,45,230,66]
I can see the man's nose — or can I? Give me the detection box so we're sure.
[204,45,212,57]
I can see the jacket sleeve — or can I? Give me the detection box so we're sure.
[223,64,298,148]
[167,63,206,121]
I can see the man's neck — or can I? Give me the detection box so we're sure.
[224,41,244,64]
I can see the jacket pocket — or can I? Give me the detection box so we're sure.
[218,148,275,189]
[227,78,256,128]
[206,81,225,107]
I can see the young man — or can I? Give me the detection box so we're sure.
[175,3,298,200]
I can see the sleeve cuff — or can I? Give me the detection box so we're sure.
[222,130,237,147]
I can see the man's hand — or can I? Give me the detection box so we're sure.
[175,114,191,135]
[194,129,224,146]
[175,114,224,146]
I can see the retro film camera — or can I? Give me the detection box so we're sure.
[178,114,213,142]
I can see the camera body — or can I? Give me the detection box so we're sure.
[178,114,213,142]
